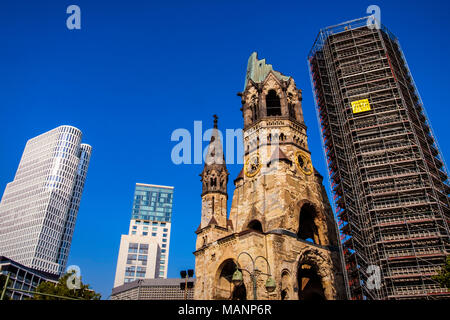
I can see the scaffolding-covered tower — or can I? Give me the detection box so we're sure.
[308,17,450,300]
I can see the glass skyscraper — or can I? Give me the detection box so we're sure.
[113,183,174,288]
[131,184,173,222]
[0,125,92,276]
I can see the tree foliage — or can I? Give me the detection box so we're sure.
[0,274,11,300]
[30,271,101,300]
[432,256,450,289]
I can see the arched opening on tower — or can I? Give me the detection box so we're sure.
[215,259,247,300]
[266,90,281,116]
[280,270,291,300]
[297,203,320,245]
[297,264,325,300]
[232,282,247,300]
[247,220,263,232]
[287,92,297,119]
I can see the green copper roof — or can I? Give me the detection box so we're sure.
[244,52,289,90]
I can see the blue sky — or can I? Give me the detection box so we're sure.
[0,0,449,299]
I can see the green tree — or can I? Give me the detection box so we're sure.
[432,256,450,289]
[30,270,101,300]
[0,274,11,300]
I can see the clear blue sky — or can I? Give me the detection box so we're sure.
[0,0,449,299]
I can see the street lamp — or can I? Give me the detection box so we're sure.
[180,269,194,299]
[232,252,276,300]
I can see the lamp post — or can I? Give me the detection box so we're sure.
[231,252,276,300]
[180,269,194,300]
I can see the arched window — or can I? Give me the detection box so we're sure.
[297,264,325,300]
[297,204,320,244]
[252,105,258,122]
[215,259,247,300]
[266,90,281,116]
[288,93,296,119]
[247,220,263,232]
[280,270,291,300]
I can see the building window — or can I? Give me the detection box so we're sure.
[138,255,147,266]
[162,244,166,248]
[162,239,167,243]
[143,232,148,236]
[152,233,157,236]
[163,233,167,238]
[266,90,282,116]
[139,244,148,254]
[128,243,138,253]
[131,231,136,235]
[127,254,137,264]
[136,266,146,278]
[163,228,168,232]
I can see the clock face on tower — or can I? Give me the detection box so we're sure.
[295,150,313,175]
[244,153,261,177]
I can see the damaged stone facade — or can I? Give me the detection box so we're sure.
[194,53,346,300]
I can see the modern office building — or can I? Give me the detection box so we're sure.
[308,17,450,299]
[111,278,194,300]
[0,256,59,300]
[113,183,173,288]
[0,125,92,276]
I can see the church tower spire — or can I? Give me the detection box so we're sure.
[197,116,229,246]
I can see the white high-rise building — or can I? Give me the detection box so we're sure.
[0,125,92,275]
[113,183,173,288]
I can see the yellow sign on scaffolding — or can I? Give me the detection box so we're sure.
[351,99,371,114]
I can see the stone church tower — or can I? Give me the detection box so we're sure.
[194,53,346,300]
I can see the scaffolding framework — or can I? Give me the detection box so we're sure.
[308,17,450,300]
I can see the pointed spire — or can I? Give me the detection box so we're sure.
[213,114,218,129]
[205,115,225,166]
[201,115,229,196]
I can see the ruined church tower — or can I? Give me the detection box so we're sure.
[194,53,346,300]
